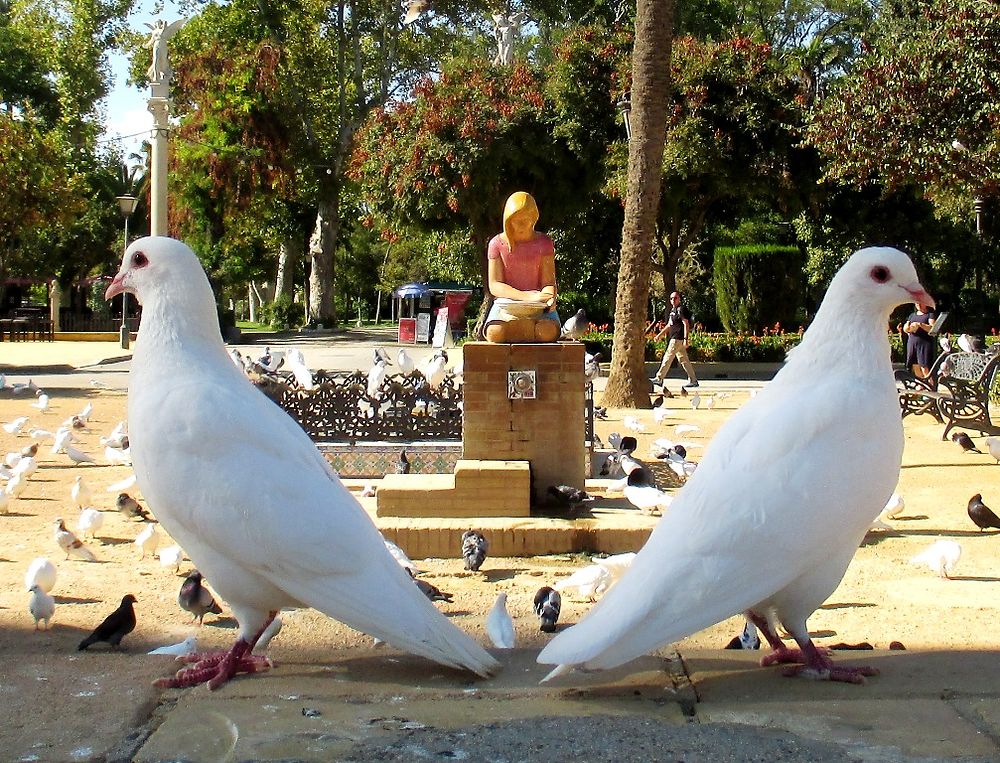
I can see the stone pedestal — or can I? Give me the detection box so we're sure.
[462,342,587,496]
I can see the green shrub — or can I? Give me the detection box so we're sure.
[258,295,301,330]
[714,244,804,333]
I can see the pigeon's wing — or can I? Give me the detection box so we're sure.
[131,376,498,676]
[538,374,900,671]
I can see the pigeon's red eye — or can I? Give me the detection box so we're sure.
[132,251,148,268]
[870,265,890,283]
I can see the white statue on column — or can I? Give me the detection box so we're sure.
[145,18,186,84]
[492,12,528,66]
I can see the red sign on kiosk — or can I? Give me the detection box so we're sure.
[397,317,417,343]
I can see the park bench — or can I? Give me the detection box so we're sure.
[896,350,1000,440]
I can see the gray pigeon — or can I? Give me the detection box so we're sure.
[952,431,983,454]
[178,570,223,624]
[414,577,454,603]
[461,530,488,572]
[116,492,150,521]
[78,594,137,650]
[534,586,562,633]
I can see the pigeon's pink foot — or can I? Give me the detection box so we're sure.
[154,642,272,689]
[777,639,877,684]
[760,645,807,666]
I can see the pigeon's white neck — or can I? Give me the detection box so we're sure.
[787,285,894,378]
[131,277,230,374]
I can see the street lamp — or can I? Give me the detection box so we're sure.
[115,194,138,349]
[616,92,632,141]
[952,139,988,289]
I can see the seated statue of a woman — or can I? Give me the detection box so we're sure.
[484,192,560,343]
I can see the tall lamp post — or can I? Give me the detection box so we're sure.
[115,194,138,349]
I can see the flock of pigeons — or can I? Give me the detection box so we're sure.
[3,375,249,651]
[7,238,1000,695]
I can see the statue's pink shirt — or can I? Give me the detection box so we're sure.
[488,233,554,292]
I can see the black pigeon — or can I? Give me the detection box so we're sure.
[952,431,983,453]
[679,386,688,397]
[533,586,562,633]
[724,618,761,650]
[617,436,637,455]
[461,530,489,572]
[967,493,1000,531]
[414,577,453,602]
[593,406,608,420]
[78,594,137,651]
[651,395,664,408]
[396,449,411,474]
[178,570,223,624]
[116,492,150,521]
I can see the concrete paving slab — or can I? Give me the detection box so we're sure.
[135,650,688,762]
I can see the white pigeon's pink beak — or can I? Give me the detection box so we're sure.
[905,284,935,309]
[105,272,127,300]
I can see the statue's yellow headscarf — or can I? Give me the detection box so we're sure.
[502,192,539,246]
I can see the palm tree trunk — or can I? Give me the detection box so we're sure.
[601,0,674,408]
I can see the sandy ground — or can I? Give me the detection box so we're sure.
[1,376,999,760]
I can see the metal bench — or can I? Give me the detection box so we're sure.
[897,351,1000,439]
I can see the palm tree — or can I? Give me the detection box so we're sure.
[601,0,675,408]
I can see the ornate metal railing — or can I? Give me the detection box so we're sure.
[255,369,464,443]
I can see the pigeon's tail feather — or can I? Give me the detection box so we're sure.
[276,567,500,677]
[72,545,97,562]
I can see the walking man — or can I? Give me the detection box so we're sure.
[653,291,698,389]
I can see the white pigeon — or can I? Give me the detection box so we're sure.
[105,236,499,689]
[957,333,975,353]
[622,415,645,433]
[159,544,185,572]
[554,564,612,601]
[30,394,49,411]
[537,247,933,685]
[674,424,700,436]
[148,635,198,656]
[284,348,316,390]
[63,444,95,465]
[383,538,420,575]
[584,352,601,384]
[486,592,515,649]
[54,518,97,561]
[689,392,701,410]
[0,491,8,515]
[623,470,673,515]
[28,585,55,630]
[77,401,94,422]
[24,557,57,593]
[135,522,161,559]
[396,348,415,375]
[984,437,1000,464]
[594,552,637,583]
[421,351,448,389]
[6,472,27,498]
[367,355,389,398]
[71,476,92,508]
[939,335,952,353]
[12,455,36,477]
[882,492,905,519]
[104,445,132,465]
[653,407,670,424]
[50,428,74,454]
[106,473,138,492]
[3,416,29,434]
[77,508,104,539]
[28,427,55,442]
[910,540,962,579]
